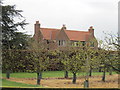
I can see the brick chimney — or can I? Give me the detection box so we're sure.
[34,21,40,41]
[88,26,94,36]
[61,24,67,30]
[35,21,40,34]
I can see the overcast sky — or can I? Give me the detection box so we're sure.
[3,0,119,40]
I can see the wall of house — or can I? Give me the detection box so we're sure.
[86,37,98,49]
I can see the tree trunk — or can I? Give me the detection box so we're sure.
[102,67,106,82]
[6,70,10,79]
[89,68,92,77]
[64,71,68,78]
[99,67,102,72]
[72,72,76,84]
[84,80,89,88]
[37,72,42,85]
[109,68,112,75]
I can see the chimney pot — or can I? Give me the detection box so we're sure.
[88,26,94,36]
[36,21,40,24]
[61,24,67,30]
[90,26,94,29]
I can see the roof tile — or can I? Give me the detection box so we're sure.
[40,28,91,41]
[40,28,60,40]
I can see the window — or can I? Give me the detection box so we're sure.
[46,40,49,44]
[72,41,79,46]
[62,40,65,46]
[74,42,77,46]
[58,40,61,46]
[90,42,94,47]
[58,40,65,46]
[82,41,86,46]
[72,41,86,47]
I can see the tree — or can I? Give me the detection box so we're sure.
[61,48,85,84]
[85,48,99,77]
[70,49,85,84]
[97,48,107,82]
[97,39,117,82]
[60,47,72,79]
[102,33,120,73]
[28,39,50,85]
[98,33,120,74]
[2,3,28,49]
[47,50,62,71]
[60,50,70,79]
[80,38,99,88]
[1,1,28,78]
[61,40,99,84]
[9,32,30,49]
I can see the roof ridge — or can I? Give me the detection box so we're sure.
[65,30,89,33]
[41,27,89,32]
[40,27,60,30]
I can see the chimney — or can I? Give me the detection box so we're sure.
[61,24,67,30]
[88,26,94,36]
[34,21,40,34]
[34,21,40,41]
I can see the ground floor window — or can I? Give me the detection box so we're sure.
[81,41,86,46]
[90,42,94,47]
[72,41,86,46]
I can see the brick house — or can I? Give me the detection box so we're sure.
[33,21,98,50]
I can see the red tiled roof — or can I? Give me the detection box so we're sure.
[64,30,90,41]
[40,28,60,40]
[40,28,90,41]
[85,33,91,41]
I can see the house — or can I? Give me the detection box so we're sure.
[33,21,98,50]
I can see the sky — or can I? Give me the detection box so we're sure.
[3,0,119,40]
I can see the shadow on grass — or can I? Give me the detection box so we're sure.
[2,79,42,88]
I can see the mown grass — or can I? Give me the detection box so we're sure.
[2,79,42,88]
[2,71,117,78]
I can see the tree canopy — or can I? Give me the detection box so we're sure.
[2,2,28,49]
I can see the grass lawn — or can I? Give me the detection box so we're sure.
[2,79,42,88]
[2,71,117,78]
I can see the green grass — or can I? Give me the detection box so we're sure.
[2,71,117,78]
[2,79,42,88]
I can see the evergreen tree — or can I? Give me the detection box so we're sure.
[1,1,29,78]
[2,2,28,49]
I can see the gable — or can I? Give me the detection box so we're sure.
[34,28,43,41]
[56,29,69,40]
